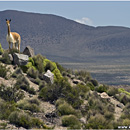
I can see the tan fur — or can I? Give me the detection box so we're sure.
[6,19,21,53]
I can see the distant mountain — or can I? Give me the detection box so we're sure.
[0,10,130,62]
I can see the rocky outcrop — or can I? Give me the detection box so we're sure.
[23,46,35,57]
[13,53,29,66]
[43,70,54,84]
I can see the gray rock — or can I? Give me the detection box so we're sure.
[116,103,124,109]
[23,46,35,57]
[43,70,54,84]
[13,53,29,65]
[73,79,86,85]
[8,54,13,62]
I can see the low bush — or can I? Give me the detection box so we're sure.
[90,79,98,86]
[95,85,108,93]
[58,102,77,116]
[9,111,32,128]
[0,63,8,78]
[17,99,40,113]
[85,114,113,129]
[39,78,83,108]
[0,99,16,120]
[11,68,23,78]
[28,98,40,106]
[55,98,66,107]
[118,88,130,96]
[15,75,36,94]
[8,48,19,55]
[0,122,7,129]
[9,111,47,129]
[86,82,95,91]
[121,103,130,119]
[62,115,81,129]
[39,81,47,91]
[0,51,11,64]
[107,87,119,96]
[0,84,24,102]
[27,67,39,79]
[0,43,4,55]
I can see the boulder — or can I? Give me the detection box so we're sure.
[13,53,29,65]
[8,54,13,62]
[73,79,86,85]
[43,70,54,84]
[23,46,35,57]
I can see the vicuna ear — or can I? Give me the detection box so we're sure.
[6,19,7,21]
[9,19,11,22]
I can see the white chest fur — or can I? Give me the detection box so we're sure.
[6,33,14,43]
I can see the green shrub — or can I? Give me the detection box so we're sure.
[9,111,48,129]
[9,48,19,55]
[0,84,24,102]
[0,122,7,129]
[118,88,130,96]
[31,117,48,128]
[90,79,98,86]
[15,75,36,94]
[58,102,77,116]
[104,111,114,120]
[0,43,4,55]
[87,82,95,91]
[62,115,81,129]
[123,119,130,126]
[0,63,8,78]
[85,114,112,129]
[9,111,32,128]
[39,81,47,91]
[56,62,65,73]
[27,67,39,79]
[0,99,16,120]
[0,51,11,64]
[107,87,119,96]
[39,78,83,108]
[28,98,40,106]
[55,98,66,107]
[11,67,23,78]
[95,85,108,93]
[17,99,40,113]
[33,54,45,73]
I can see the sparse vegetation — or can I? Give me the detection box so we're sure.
[15,74,36,94]
[0,44,129,129]
[0,63,8,78]
[0,51,12,64]
[62,115,81,129]
[0,84,24,102]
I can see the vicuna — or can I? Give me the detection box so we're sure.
[6,19,21,53]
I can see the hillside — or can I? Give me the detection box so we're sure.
[0,10,130,62]
[0,45,130,129]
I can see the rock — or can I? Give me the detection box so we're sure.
[43,70,54,84]
[116,103,124,109]
[13,53,29,65]
[73,79,86,85]
[80,117,86,124]
[23,46,35,57]
[8,54,13,62]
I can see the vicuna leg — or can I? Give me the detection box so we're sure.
[9,42,11,50]
[13,43,15,49]
[18,43,20,53]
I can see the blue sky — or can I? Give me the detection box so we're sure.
[0,1,130,27]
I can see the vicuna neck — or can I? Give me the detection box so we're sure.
[8,25,11,35]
